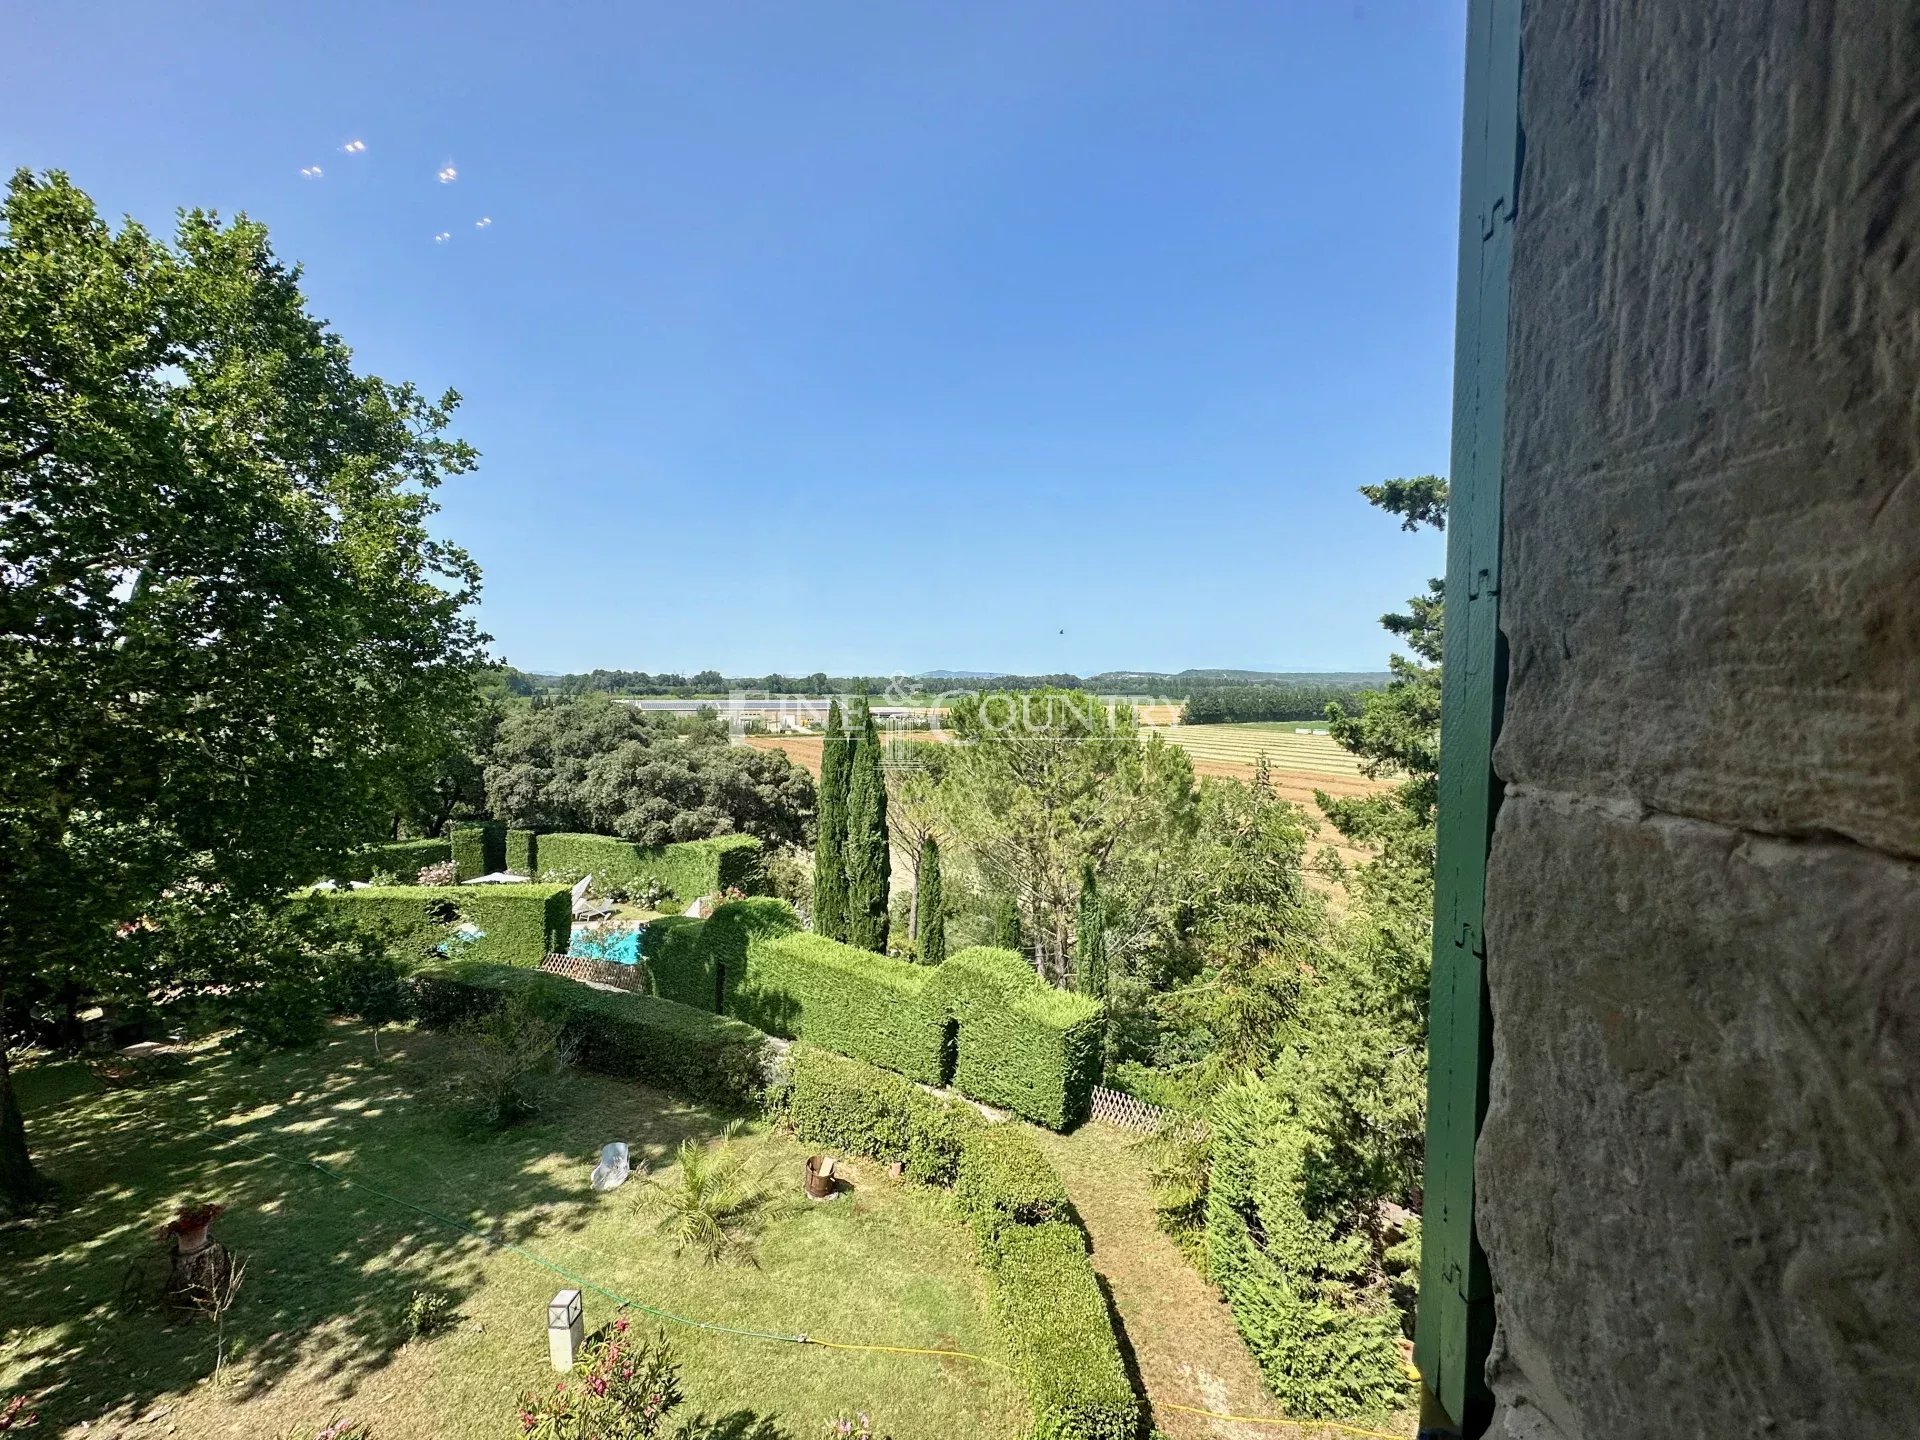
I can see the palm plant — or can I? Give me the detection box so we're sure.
[636,1122,788,1266]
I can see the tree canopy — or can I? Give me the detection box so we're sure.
[0,171,488,1207]
[935,688,1196,984]
[481,694,814,848]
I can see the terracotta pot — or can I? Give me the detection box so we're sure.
[174,1224,211,1254]
[804,1155,837,1200]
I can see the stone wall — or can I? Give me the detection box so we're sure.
[1478,3,1920,1436]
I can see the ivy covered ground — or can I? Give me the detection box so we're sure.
[0,1024,1022,1438]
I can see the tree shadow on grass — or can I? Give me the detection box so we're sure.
[0,1021,731,1431]
[688,1410,789,1440]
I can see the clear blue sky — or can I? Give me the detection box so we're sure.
[6,2,1461,678]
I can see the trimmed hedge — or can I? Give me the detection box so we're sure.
[734,932,946,1083]
[773,1047,1136,1440]
[301,883,570,968]
[644,899,796,1012]
[413,961,770,1107]
[450,821,505,879]
[506,828,536,875]
[640,906,1102,1130]
[534,833,766,902]
[782,1044,977,1185]
[987,1222,1139,1440]
[642,915,709,1010]
[935,947,1103,1131]
[338,838,451,883]
[953,1124,1075,1259]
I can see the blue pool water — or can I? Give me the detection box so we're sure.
[570,924,643,966]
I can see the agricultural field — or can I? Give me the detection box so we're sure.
[745,731,946,777]
[1153,722,1360,775]
[1146,724,1391,879]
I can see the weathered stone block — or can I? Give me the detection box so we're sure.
[1495,0,1920,860]
[1479,791,1920,1438]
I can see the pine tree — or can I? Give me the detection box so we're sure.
[812,698,851,940]
[1075,863,1108,998]
[843,697,891,952]
[991,894,1024,953]
[917,834,946,966]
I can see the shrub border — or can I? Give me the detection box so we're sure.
[778,1045,1138,1440]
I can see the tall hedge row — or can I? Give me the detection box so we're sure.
[779,1047,1137,1440]
[337,838,451,883]
[505,828,536,875]
[534,832,765,902]
[1205,1075,1413,1421]
[644,899,798,1013]
[987,1221,1138,1440]
[733,933,946,1082]
[449,821,505,879]
[937,947,1103,1131]
[412,961,770,1107]
[301,883,570,968]
[642,904,1102,1129]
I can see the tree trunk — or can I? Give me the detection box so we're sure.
[0,1043,37,1214]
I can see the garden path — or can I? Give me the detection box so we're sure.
[1033,1121,1408,1440]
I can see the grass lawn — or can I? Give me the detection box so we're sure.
[0,1023,1025,1438]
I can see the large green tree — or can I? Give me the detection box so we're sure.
[811,699,850,939]
[0,172,488,1208]
[842,698,890,953]
[939,689,1195,985]
[482,694,812,847]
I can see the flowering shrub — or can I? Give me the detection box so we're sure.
[416,860,458,887]
[517,1318,684,1439]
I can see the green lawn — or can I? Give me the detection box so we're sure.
[0,1024,1025,1438]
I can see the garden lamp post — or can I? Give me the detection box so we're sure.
[547,1287,583,1371]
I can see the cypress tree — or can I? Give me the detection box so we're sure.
[991,893,1023,953]
[812,698,851,940]
[1075,862,1108,998]
[843,697,891,952]
[917,834,946,966]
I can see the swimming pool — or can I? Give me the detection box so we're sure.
[569,922,643,966]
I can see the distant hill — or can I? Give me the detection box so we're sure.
[917,669,1008,679]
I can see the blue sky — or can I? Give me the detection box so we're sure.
[6,2,1462,677]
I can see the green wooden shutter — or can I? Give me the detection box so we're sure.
[1415,0,1521,1433]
